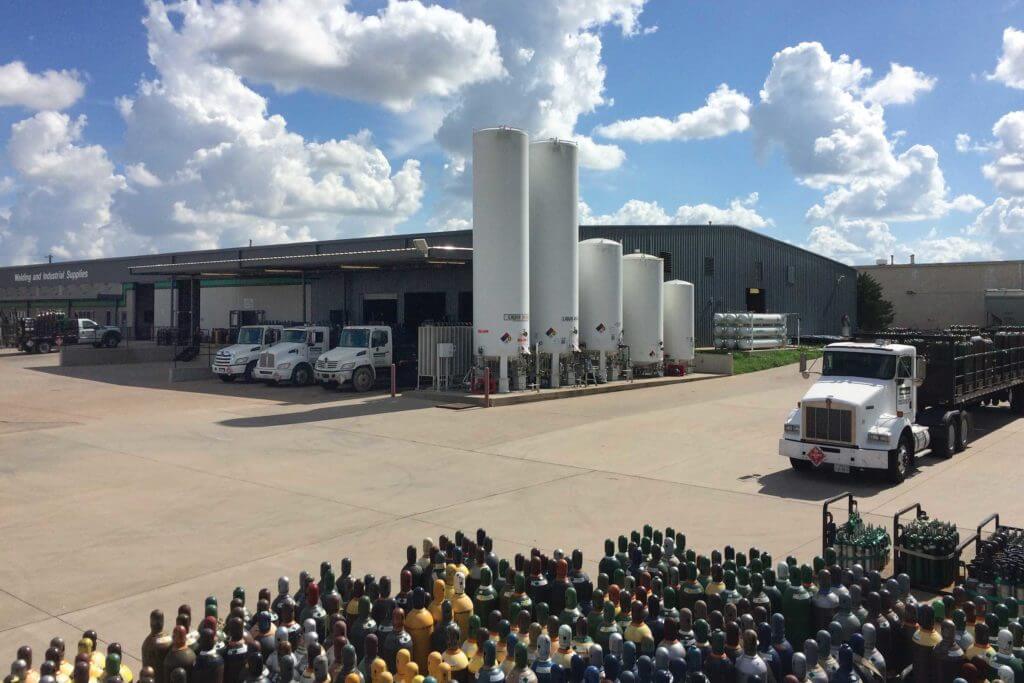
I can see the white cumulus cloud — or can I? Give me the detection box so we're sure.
[579,192,772,229]
[160,0,505,111]
[863,63,936,105]
[982,110,1024,195]
[989,27,1024,89]
[594,83,751,142]
[0,61,85,111]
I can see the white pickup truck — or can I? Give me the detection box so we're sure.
[211,325,283,382]
[314,325,394,393]
[253,326,330,386]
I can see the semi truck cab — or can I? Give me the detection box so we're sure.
[780,342,932,483]
[253,326,330,385]
[211,325,283,382]
[314,325,393,393]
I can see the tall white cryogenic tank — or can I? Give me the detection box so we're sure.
[578,238,622,352]
[529,138,578,355]
[472,127,529,357]
[663,280,695,362]
[622,252,664,366]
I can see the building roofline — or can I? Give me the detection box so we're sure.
[859,259,1024,269]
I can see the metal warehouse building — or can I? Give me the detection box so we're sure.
[0,224,856,347]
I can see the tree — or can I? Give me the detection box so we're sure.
[857,272,894,331]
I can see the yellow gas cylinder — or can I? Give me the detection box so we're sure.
[623,603,652,645]
[430,581,447,624]
[427,652,443,681]
[405,663,420,683]
[461,617,481,661]
[378,673,393,683]
[76,640,103,681]
[441,624,469,683]
[411,678,424,683]
[346,674,362,683]
[370,659,388,683]
[437,662,452,683]
[83,632,104,676]
[395,650,413,683]
[405,588,435,672]
[451,573,474,640]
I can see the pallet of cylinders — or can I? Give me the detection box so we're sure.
[663,280,695,375]
[714,311,787,349]
[578,238,624,383]
[529,138,579,389]
[471,127,530,392]
[622,250,664,377]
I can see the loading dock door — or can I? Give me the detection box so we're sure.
[363,298,398,325]
[404,292,447,327]
[134,283,155,340]
[746,288,766,313]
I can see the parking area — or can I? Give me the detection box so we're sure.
[2,349,1024,666]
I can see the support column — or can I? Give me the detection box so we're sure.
[550,353,560,389]
[498,355,509,393]
[598,350,607,383]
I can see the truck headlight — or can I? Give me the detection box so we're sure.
[278,362,291,370]
[867,431,891,443]
[234,356,248,364]
[341,362,356,370]
[784,423,800,434]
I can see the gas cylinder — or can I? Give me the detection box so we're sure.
[434,602,457,657]
[552,627,574,670]
[431,582,449,624]
[930,619,964,682]
[733,629,767,682]
[859,623,885,680]
[768,613,793,678]
[993,629,1024,682]
[657,618,685,662]
[531,636,553,683]
[383,609,414,672]
[700,632,733,683]
[443,625,470,683]
[462,617,482,661]
[468,628,488,676]
[569,552,594,617]
[833,592,860,643]
[783,566,814,647]
[623,604,652,645]
[527,558,551,610]
[474,569,498,620]
[911,604,941,683]
[814,631,836,677]
[163,627,196,683]
[504,643,537,683]
[452,574,475,640]
[143,610,173,683]
[559,589,583,629]
[302,585,329,644]
[511,574,533,620]
[406,589,436,672]
[810,570,839,635]
[597,604,622,650]
[704,566,725,600]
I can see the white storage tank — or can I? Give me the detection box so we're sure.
[472,127,530,392]
[622,252,664,369]
[663,280,695,363]
[579,238,623,382]
[529,139,579,360]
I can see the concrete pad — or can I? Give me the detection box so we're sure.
[0,592,50,633]
[0,617,102,671]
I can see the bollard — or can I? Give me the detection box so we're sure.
[484,367,491,408]
[391,363,397,398]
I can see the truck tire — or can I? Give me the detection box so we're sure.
[242,361,257,383]
[292,364,313,386]
[932,417,956,459]
[102,333,120,348]
[352,366,374,393]
[790,458,812,472]
[37,341,51,354]
[956,412,971,452]
[219,374,236,383]
[887,434,914,484]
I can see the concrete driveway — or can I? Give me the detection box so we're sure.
[1,351,1020,668]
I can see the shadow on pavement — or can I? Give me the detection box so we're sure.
[217,396,432,428]
[29,361,417,407]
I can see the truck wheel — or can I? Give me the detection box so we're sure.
[37,341,51,354]
[103,334,120,348]
[887,435,914,484]
[956,412,971,452]
[219,374,236,383]
[292,365,313,386]
[934,419,956,459]
[790,458,812,472]
[352,366,374,393]
[242,361,257,383]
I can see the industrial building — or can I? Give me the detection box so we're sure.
[859,259,1024,329]
[0,224,855,348]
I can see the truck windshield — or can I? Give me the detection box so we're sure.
[339,329,370,348]
[236,327,263,344]
[822,350,897,380]
[281,329,307,343]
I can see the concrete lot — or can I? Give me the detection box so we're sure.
[2,349,1023,668]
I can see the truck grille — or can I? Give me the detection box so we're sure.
[213,356,231,367]
[259,352,274,368]
[804,405,854,444]
[322,360,339,370]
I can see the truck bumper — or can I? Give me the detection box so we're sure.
[314,369,353,384]
[254,368,290,382]
[212,364,246,376]
[779,438,890,471]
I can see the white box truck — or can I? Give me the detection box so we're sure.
[211,325,283,382]
[253,326,330,386]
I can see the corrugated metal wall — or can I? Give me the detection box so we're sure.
[580,225,857,347]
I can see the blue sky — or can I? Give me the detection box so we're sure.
[0,0,1022,266]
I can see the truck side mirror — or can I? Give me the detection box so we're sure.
[914,356,927,386]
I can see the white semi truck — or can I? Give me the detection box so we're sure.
[253,325,331,386]
[211,325,283,382]
[314,325,396,393]
[780,330,1024,483]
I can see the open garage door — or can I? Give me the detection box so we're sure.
[404,292,447,327]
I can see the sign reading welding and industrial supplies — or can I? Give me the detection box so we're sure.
[503,313,528,321]
[11,268,89,284]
